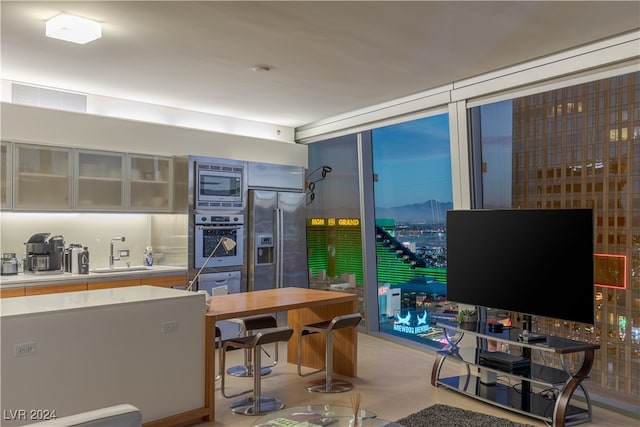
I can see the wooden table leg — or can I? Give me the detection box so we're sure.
[287,300,358,377]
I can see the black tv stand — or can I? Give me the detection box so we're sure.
[431,320,600,427]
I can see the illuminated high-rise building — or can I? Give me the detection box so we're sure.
[511,72,639,401]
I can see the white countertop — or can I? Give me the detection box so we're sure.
[0,285,203,317]
[0,265,187,287]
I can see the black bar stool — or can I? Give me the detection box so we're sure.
[226,315,279,377]
[220,326,294,415]
[297,312,362,393]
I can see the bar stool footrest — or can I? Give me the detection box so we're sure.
[305,378,354,393]
[227,365,272,377]
[230,396,284,415]
[226,315,279,376]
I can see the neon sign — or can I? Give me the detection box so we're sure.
[393,311,431,335]
[308,218,360,227]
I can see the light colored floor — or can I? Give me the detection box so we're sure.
[196,332,636,427]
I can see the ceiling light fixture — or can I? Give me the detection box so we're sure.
[251,65,271,73]
[46,13,102,44]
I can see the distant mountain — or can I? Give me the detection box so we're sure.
[375,200,453,223]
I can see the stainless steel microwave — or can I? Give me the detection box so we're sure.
[195,162,245,209]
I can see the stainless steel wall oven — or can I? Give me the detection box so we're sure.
[193,213,244,269]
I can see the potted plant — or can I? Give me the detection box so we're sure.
[458,309,478,324]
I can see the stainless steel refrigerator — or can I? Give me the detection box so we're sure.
[247,189,309,291]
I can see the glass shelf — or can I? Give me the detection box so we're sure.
[437,319,599,354]
[437,375,589,424]
[437,347,572,387]
[431,319,599,427]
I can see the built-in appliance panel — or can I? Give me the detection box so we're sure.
[247,161,305,192]
[198,270,241,295]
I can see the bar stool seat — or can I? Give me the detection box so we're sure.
[297,312,362,393]
[226,314,278,377]
[220,326,294,415]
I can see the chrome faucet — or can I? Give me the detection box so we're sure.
[109,237,126,268]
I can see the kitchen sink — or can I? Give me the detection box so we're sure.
[91,266,151,273]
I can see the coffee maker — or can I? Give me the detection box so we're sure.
[25,233,65,274]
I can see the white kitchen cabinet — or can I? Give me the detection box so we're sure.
[128,153,172,211]
[75,149,125,210]
[5,142,177,212]
[1,141,12,209]
[13,143,73,210]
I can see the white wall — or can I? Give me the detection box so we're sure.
[0,287,205,425]
[0,101,306,267]
[0,213,163,270]
[2,79,295,143]
[0,213,190,269]
[1,102,308,167]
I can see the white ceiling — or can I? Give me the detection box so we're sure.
[2,1,639,129]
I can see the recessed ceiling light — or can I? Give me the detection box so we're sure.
[252,65,271,73]
[46,13,102,44]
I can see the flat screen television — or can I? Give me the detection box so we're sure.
[446,208,595,325]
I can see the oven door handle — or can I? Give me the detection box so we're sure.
[196,225,242,231]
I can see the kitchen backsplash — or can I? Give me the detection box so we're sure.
[0,213,188,270]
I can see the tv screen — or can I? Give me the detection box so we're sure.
[446,208,594,325]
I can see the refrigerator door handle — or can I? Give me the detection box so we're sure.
[275,207,284,288]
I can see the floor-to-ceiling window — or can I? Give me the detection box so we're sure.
[468,71,640,409]
[305,135,367,324]
[371,113,454,348]
[300,36,636,413]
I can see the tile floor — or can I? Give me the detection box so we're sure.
[196,331,636,427]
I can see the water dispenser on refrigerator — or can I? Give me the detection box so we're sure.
[255,233,274,265]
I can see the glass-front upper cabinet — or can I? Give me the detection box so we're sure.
[13,143,73,210]
[75,149,125,210]
[1,141,12,210]
[128,154,172,211]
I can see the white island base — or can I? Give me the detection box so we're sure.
[1,286,205,426]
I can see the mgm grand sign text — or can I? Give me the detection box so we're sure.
[309,218,361,227]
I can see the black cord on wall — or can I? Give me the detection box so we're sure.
[305,165,332,205]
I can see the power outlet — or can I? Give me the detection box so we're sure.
[161,320,178,334]
[15,341,36,357]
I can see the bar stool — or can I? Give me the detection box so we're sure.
[297,312,362,393]
[220,326,294,415]
[226,315,279,377]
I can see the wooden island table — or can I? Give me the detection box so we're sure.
[145,287,359,426]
